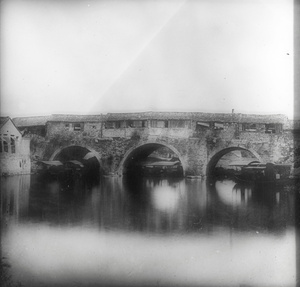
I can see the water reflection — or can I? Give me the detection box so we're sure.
[1,175,30,227]
[1,174,295,234]
[210,179,295,233]
[1,174,296,287]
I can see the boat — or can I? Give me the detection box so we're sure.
[234,162,292,184]
[36,160,85,178]
[63,160,85,176]
[140,160,183,177]
[36,160,64,176]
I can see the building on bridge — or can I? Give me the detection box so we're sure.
[12,112,299,177]
[103,112,288,138]
[45,114,105,139]
[13,112,290,140]
[0,117,31,175]
[12,115,51,137]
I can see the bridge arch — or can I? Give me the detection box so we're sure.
[49,145,102,167]
[206,146,262,177]
[117,142,186,176]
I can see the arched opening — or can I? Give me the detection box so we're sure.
[206,147,261,179]
[119,143,185,178]
[50,145,101,178]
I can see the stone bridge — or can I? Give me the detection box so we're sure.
[15,112,296,177]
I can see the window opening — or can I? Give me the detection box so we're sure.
[214,122,224,130]
[197,122,210,128]
[105,121,114,129]
[169,120,189,128]
[243,123,256,132]
[150,120,157,128]
[11,137,15,153]
[132,121,143,128]
[73,123,82,131]
[142,120,147,128]
[126,120,134,128]
[265,123,281,134]
[3,140,8,152]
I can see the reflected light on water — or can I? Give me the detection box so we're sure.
[215,180,252,207]
[151,185,180,213]
[215,180,240,206]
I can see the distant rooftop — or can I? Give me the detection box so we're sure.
[1,117,24,135]
[13,115,52,127]
[107,111,288,124]
[47,114,106,123]
[106,111,193,121]
[13,114,105,127]
[12,112,293,127]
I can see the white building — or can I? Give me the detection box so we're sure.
[0,117,31,175]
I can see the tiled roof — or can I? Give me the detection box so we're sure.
[0,117,9,128]
[192,113,235,122]
[12,112,289,127]
[107,112,288,123]
[107,111,239,121]
[48,114,106,123]
[1,117,22,135]
[106,112,193,120]
[13,114,106,126]
[13,116,51,127]
[234,113,288,124]
[193,113,288,124]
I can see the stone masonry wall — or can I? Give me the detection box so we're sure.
[237,131,294,164]
[46,122,103,139]
[27,119,296,176]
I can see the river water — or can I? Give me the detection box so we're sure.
[1,174,296,287]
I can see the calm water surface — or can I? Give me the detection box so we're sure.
[1,174,296,287]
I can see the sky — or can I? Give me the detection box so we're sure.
[0,0,294,119]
